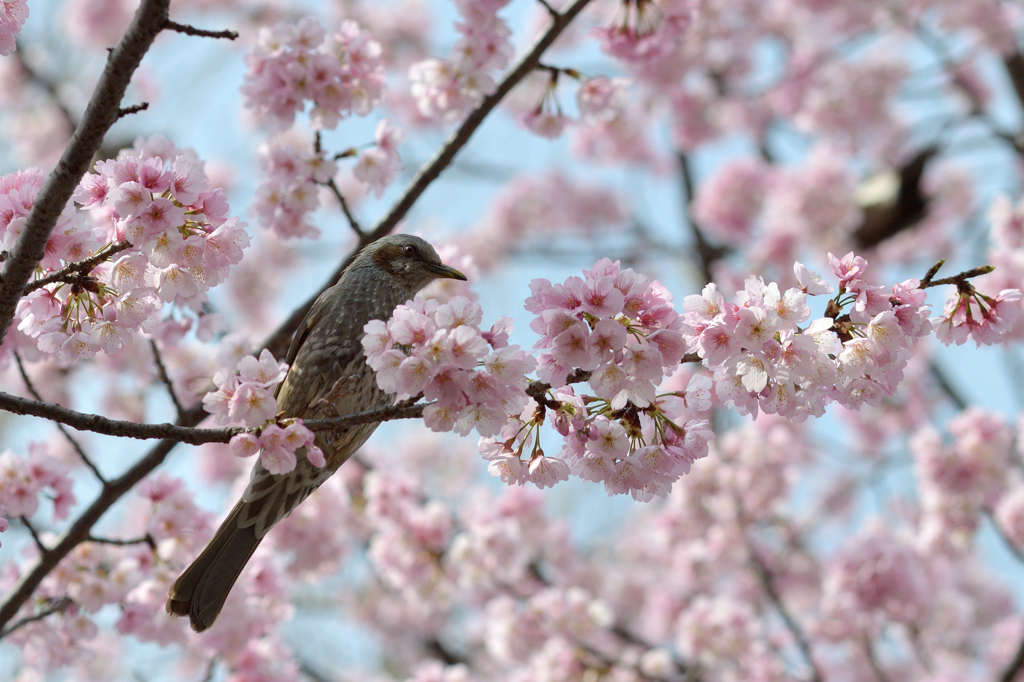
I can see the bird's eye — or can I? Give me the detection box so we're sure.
[403,245,416,256]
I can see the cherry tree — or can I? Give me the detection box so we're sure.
[2,0,1024,680]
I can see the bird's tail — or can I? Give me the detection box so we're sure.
[166,499,262,632]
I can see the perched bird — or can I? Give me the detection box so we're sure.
[166,235,466,632]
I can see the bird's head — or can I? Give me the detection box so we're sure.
[367,234,467,294]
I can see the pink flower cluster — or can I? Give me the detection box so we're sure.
[0,0,28,56]
[204,348,288,427]
[363,296,536,437]
[483,259,713,500]
[594,0,696,65]
[251,135,337,239]
[913,409,1014,553]
[204,349,324,474]
[934,286,1022,347]
[485,588,613,665]
[819,523,931,639]
[0,445,75,526]
[469,171,625,269]
[517,73,635,142]
[526,258,688,398]
[1,167,97,273]
[11,137,249,362]
[353,118,405,197]
[230,421,324,475]
[681,253,933,420]
[363,470,454,603]
[408,0,513,121]
[242,16,386,130]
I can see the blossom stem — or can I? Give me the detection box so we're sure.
[22,241,133,295]
[150,340,186,417]
[162,19,239,40]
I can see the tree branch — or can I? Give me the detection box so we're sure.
[1000,631,1024,682]
[325,178,363,237]
[0,597,72,640]
[12,40,77,134]
[23,241,133,295]
[115,102,149,120]
[149,340,185,417]
[20,517,49,556]
[14,352,106,483]
[748,549,823,682]
[677,152,729,286]
[163,20,239,40]
[0,0,171,346]
[0,390,432,445]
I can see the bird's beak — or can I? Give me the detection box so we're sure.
[427,262,468,281]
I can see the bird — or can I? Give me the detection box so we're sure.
[166,234,466,632]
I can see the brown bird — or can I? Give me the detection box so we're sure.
[166,235,466,632]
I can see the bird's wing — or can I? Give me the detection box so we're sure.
[275,292,328,402]
[237,456,329,538]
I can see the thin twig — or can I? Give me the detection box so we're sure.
[986,509,1024,565]
[14,352,106,483]
[927,361,967,411]
[1000,632,1024,682]
[0,597,72,640]
[149,340,185,417]
[12,41,77,134]
[919,265,995,288]
[0,0,171,345]
[678,152,729,286]
[115,102,149,120]
[863,634,892,682]
[325,179,363,236]
[163,19,239,40]
[23,241,133,294]
[88,533,156,550]
[536,0,560,17]
[748,550,823,682]
[920,259,944,286]
[20,517,49,556]
[0,389,433,445]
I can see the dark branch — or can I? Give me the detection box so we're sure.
[149,340,185,417]
[14,353,106,483]
[88,533,156,549]
[749,550,823,682]
[0,390,432,444]
[920,259,944,286]
[920,265,995,289]
[24,241,132,294]
[115,102,149,120]
[852,146,936,250]
[325,178,364,236]
[0,597,72,640]
[928,361,967,411]
[0,0,170,345]
[536,0,560,17]
[163,20,239,40]
[1000,632,1024,682]
[20,517,49,556]
[677,152,729,286]
[12,41,77,134]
